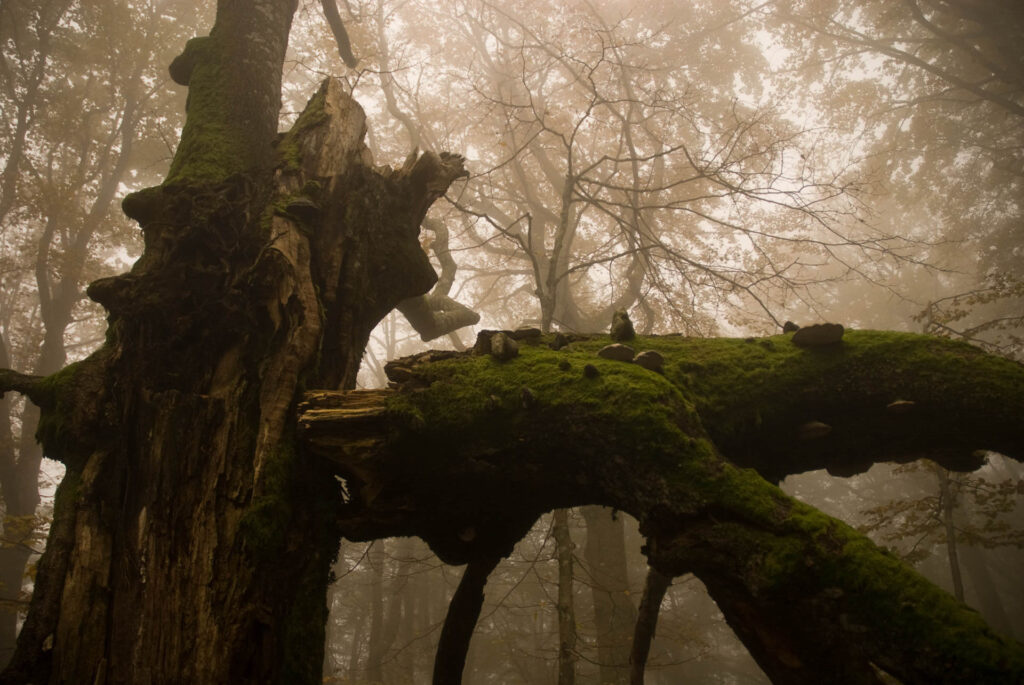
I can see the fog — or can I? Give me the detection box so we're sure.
[1,0,1021,681]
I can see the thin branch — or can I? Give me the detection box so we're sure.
[320,0,359,68]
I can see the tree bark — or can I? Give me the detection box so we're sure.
[433,555,501,685]
[581,505,636,685]
[629,568,671,685]
[936,468,965,601]
[553,508,577,685]
[0,6,468,678]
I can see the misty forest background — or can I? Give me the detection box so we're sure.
[1,0,1022,682]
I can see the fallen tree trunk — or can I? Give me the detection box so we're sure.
[300,331,1024,684]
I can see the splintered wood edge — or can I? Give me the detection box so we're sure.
[299,388,394,411]
[298,389,396,469]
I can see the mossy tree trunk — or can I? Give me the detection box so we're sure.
[302,332,1024,684]
[0,0,466,681]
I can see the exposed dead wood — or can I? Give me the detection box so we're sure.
[298,389,392,470]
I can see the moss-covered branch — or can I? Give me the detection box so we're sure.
[304,330,1024,503]
[667,329,1024,481]
[645,463,1024,683]
[0,369,43,404]
[299,329,1024,682]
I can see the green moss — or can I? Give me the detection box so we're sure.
[274,85,330,174]
[33,361,83,403]
[278,567,330,684]
[821,533,1023,676]
[388,329,1024,466]
[660,329,1022,430]
[684,466,1024,678]
[781,506,1024,677]
[277,486,340,684]
[165,39,248,185]
[387,341,700,474]
[383,329,1024,504]
[34,362,90,468]
[231,429,345,684]
[238,443,295,561]
[168,36,210,85]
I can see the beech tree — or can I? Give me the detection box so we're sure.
[0,2,1023,684]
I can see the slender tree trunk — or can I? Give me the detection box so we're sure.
[0,344,26,667]
[415,565,438,679]
[936,468,965,601]
[344,599,368,683]
[0,321,68,668]
[959,545,1014,637]
[433,555,501,685]
[0,421,38,665]
[629,568,671,685]
[365,537,412,682]
[553,508,577,685]
[380,538,414,673]
[366,541,387,683]
[0,337,27,666]
[581,506,637,685]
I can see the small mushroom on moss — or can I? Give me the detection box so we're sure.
[490,332,519,361]
[798,421,832,440]
[598,343,635,362]
[511,327,542,342]
[634,350,664,373]
[550,332,569,350]
[792,323,844,347]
